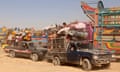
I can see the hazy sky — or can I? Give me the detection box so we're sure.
[0,0,120,29]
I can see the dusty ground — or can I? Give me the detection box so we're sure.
[0,48,120,72]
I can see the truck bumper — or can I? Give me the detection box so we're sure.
[111,54,120,62]
[3,48,9,53]
[93,59,110,66]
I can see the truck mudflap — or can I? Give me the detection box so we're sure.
[59,56,67,63]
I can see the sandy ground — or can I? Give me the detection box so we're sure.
[0,48,120,72]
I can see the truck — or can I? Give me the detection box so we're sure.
[81,0,120,60]
[45,22,112,70]
[4,41,48,61]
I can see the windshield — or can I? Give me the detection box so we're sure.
[74,42,93,50]
[29,42,35,47]
[29,42,47,49]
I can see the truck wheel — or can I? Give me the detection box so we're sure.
[31,53,39,61]
[9,51,16,58]
[82,58,93,71]
[52,57,61,66]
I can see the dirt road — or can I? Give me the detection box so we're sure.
[0,49,120,72]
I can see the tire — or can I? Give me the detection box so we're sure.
[52,57,61,66]
[31,53,39,61]
[82,58,93,71]
[9,51,16,58]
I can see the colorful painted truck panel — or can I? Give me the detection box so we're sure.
[31,32,48,47]
[81,0,120,54]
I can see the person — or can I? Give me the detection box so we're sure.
[7,34,13,45]
[23,43,28,49]
[63,22,67,26]
[14,34,19,46]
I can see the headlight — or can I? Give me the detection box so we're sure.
[112,54,115,58]
[93,55,99,59]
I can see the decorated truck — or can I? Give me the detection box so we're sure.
[46,22,112,70]
[81,0,120,59]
